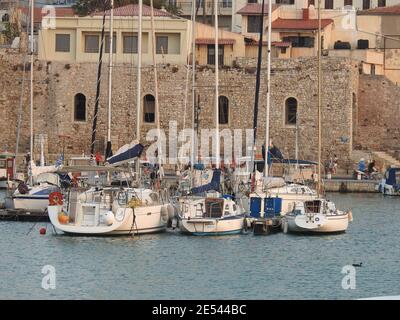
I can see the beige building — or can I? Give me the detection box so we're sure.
[38,4,191,65]
[38,3,251,67]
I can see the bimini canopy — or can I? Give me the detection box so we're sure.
[191,169,221,194]
[106,140,144,166]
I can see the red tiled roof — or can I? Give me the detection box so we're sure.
[19,6,75,23]
[237,3,280,15]
[94,4,173,17]
[196,38,236,45]
[358,5,400,15]
[271,18,333,30]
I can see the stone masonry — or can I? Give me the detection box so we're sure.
[0,50,360,169]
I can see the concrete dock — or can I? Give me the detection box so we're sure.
[323,179,379,193]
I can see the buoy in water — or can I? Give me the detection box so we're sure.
[39,227,46,235]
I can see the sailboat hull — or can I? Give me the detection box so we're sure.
[283,213,349,234]
[48,204,167,236]
[179,216,244,236]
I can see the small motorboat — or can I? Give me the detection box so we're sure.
[282,198,352,234]
[178,195,245,236]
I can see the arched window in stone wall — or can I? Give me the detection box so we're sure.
[143,94,155,123]
[285,97,297,125]
[218,96,229,125]
[74,93,86,121]
[2,14,9,22]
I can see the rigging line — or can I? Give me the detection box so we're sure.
[150,0,163,178]
[90,5,107,156]
[180,0,195,170]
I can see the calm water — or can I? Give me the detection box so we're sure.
[0,192,399,300]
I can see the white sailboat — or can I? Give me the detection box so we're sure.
[48,166,171,236]
[48,0,171,235]
[282,0,352,234]
[11,0,61,213]
[177,0,245,236]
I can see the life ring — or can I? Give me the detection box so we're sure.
[49,191,63,206]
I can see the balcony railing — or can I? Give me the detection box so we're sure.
[176,1,233,15]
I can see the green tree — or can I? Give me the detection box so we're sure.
[72,0,180,16]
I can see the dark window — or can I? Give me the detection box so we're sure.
[308,0,315,5]
[344,0,352,6]
[74,93,86,121]
[55,34,70,52]
[105,34,116,54]
[247,0,257,3]
[123,34,138,53]
[371,64,375,75]
[281,47,287,54]
[378,0,386,7]
[247,15,261,33]
[363,0,370,9]
[2,13,10,22]
[207,44,224,65]
[85,35,99,53]
[276,0,295,4]
[221,0,232,8]
[156,36,168,54]
[218,96,229,124]
[285,97,297,125]
[324,0,333,9]
[143,94,155,123]
[283,36,314,48]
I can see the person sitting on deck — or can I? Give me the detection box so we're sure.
[367,160,377,175]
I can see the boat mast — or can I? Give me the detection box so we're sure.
[29,0,34,185]
[264,0,272,179]
[150,0,163,178]
[214,0,219,169]
[106,0,114,159]
[136,0,143,181]
[251,0,265,180]
[317,0,322,196]
[191,0,196,167]
[90,4,107,157]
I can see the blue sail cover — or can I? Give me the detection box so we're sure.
[191,169,221,194]
[387,168,400,190]
[106,141,144,165]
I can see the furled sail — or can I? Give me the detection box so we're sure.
[106,140,144,166]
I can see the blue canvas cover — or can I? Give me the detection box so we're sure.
[387,168,400,191]
[107,142,144,165]
[191,169,221,194]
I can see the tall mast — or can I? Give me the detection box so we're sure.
[214,0,220,169]
[106,0,114,159]
[90,5,107,156]
[136,0,143,180]
[29,0,34,185]
[317,0,322,195]
[264,0,272,178]
[251,0,265,178]
[150,0,163,177]
[191,0,196,167]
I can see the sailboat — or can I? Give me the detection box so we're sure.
[177,0,245,236]
[11,0,62,213]
[48,0,172,235]
[282,1,352,234]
